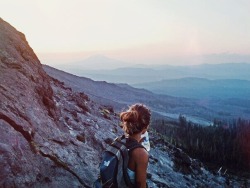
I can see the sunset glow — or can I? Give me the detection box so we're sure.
[1,0,250,65]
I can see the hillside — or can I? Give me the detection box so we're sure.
[43,65,219,125]
[43,65,158,108]
[0,18,247,187]
[44,65,250,122]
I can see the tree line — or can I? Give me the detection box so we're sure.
[151,116,250,171]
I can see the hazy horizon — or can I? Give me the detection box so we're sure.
[38,52,250,70]
[1,0,250,66]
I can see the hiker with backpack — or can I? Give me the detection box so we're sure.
[94,103,151,188]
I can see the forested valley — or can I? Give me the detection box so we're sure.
[151,116,250,175]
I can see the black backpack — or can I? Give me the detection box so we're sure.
[93,135,144,188]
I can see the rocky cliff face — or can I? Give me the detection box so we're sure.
[0,18,245,188]
[0,18,120,187]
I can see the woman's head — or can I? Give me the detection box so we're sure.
[120,103,151,135]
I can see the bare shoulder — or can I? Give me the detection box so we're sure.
[132,147,149,163]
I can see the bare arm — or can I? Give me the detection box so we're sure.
[134,148,149,188]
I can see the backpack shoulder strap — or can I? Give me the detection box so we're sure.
[126,137,146,152]
[114,135,136,187]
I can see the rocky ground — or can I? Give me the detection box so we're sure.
[0,18,248,187]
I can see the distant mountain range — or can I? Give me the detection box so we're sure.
[55,59,250,84]
[133,77,250,99]
[52,55,131,71]
[53,58,250,101]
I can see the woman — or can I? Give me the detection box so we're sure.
[120,103,151,188]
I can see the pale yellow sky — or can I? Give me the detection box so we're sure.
[1,0,250,65]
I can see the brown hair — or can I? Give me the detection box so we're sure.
[120,103,151,135]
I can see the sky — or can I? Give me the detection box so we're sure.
[1,0,250,66]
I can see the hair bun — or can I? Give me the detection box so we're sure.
[120,104,151,135]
